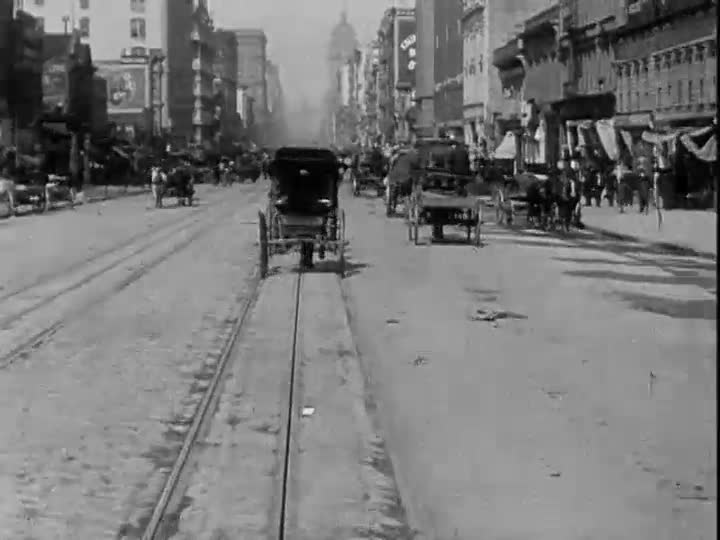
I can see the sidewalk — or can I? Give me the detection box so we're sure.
[79,184,148,203]
[582,205,716,258]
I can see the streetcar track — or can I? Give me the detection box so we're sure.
[0,212,213,329]
[137,271,303,540]
[0,193,224,304]
[0,201,256,369]
[138,267,270,540]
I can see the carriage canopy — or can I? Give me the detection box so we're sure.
[271,146,340,214]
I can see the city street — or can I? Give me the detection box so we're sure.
[0,182,715,539]
[342,191,716,540]
[0,183,265,539]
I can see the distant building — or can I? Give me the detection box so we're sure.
[232,29,267,124]
[434,0,462,138]
[414,0,434,136]
[0,0,13,143]
[213,29,239,140]
[21,0,220,145]
[377,6,416,143]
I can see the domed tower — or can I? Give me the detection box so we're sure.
[327,10,358,86]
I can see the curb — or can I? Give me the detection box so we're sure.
[82,187,149,204]
[585,224,716,260]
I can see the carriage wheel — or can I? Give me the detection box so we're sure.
[340,208,346,243]
[352,176,359,197]
[406,201,414,242]
[338,238,346,277]
[474,201,483,247]
[258,210,269,279]
[412,204,420,246]
[493,190,503,225]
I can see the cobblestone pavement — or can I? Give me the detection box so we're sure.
[0,184,264,539]
[341,191,715,540]
[582,205,716,257]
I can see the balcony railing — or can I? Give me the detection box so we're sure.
[462,0,485,17]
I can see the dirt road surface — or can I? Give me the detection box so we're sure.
[341,191,716,540]
[0,184,265,539]
[0,180,714,540]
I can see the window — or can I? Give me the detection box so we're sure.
[699,79,704,102]
[35,17,44,31]
[130,18,146,39]
[34,0,44,5]
[656,86,662,107]
[666,84,671,105]
[79,0,89,8]
[688,80,693,103]
[478,55,483,72]
[131,0,145,12]
[79,17,90,37]
[677,82,682,104]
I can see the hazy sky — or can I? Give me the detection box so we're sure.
[213,0,401,109]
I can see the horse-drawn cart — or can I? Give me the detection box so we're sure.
[406,170,482,246]
[258,146,347,277]
[493,168,579,232]
[351,152,384,197]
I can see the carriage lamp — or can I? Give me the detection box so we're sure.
[318,198,332,206]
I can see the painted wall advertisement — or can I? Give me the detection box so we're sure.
[42,58,68,109]
[95,62,148,113]
[396,18,416,89]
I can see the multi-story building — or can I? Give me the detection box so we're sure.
[462,0,556,148]
[189,1,214,145]
[0,0,13,144]
[377,6,416,143]
[213,29,238,141]
[264,59,286,145]
[20,0,221,145]
[232,28,267,132]
[359,41,380,144]
[434,0,463,138]
[414,0,434,136]
[612,0,716,131]
[326,10,358,143]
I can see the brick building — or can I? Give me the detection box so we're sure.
[434,0,463,137]
[232,29,267,142]
[462,0,555,148]
[0,0,12,144]
[613,0,716,131]
[414,0,434,136]
[212,29,239,141]
[376,6,416,143]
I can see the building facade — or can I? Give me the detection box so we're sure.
[189,1,214,145]
[212,30,238,141]
[0,0,13,144]
[612,0,716,130]
[233,28,267,140]
[414,0,434,136]
[359,41,380,144]
[434,0,463,137]
[462,0,557,148]
[377,6,416,143]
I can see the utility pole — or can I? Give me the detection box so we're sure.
[62,15,69,35]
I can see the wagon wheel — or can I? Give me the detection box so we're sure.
[406,198,414,242]
[493,188,504,225]
[338,210,346,277]
[258,210,269,279]
[352,175,360,197]
[412,196,421,246]
[474,200,482,247]
[385,184,394,216]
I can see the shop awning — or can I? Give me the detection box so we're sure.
[680,126,717,162]
[595,119,619,160]
[493,131,516,160]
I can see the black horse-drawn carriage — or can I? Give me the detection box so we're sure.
[152,151,195,207]
[258,146,346,277]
